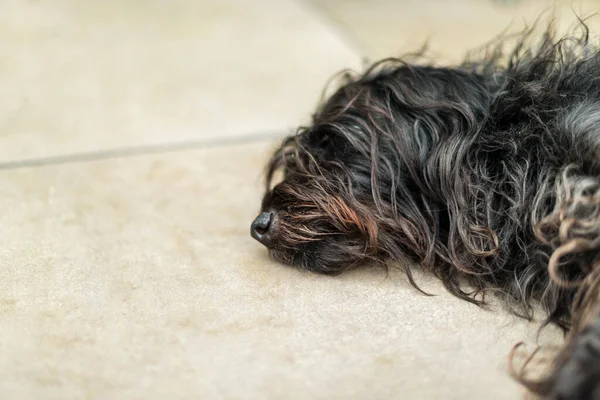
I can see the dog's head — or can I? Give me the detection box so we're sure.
[251,77,385,274]
[251,62,489,274]
[253,130,379,275]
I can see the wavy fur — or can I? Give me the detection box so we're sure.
[255,21,600,398]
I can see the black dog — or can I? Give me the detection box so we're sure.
[251,22,600,399]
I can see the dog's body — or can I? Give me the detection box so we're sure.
[251,25,600,398]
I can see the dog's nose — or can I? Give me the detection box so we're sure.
[251,212,275,247]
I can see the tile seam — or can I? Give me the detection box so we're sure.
[0,130,287,171]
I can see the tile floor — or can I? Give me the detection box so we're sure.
[1,1,599,399]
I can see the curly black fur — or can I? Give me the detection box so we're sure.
[252,21,600,398]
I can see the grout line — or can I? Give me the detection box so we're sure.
[295,0,371,62]
[0,130,288,171]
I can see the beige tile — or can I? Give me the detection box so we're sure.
[312,0,600,62]
[0,0,360,162]
[0,142,561,400]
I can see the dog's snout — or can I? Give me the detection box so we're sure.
[251,212,275,247]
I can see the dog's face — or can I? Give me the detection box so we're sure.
[252,128,379,274]
[250,81,387,274]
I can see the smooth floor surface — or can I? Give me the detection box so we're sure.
[2,1,598,399]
